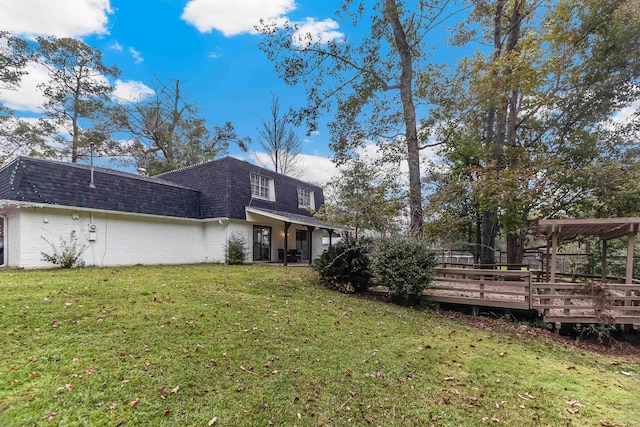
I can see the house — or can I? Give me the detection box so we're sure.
[0,156,339,268]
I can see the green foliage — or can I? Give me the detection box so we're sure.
[313,236,373,293]
[35,36,121,162]
[318,158,404,238]
[259,0,433,235]
[225,232,247,265]
[575,323,617,345]
[371,236,436,306]
[40,231,87,268]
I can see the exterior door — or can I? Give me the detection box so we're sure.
[252,225,271,261]
[296,229,308,260]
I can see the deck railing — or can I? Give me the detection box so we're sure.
[427,267,640,327]
[428,267,531,310]
[531,282,640,325]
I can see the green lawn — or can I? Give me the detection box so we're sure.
[1,264,638,426]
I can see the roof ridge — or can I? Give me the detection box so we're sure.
[13,156,199,192]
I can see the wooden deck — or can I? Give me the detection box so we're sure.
[424,267,640,329]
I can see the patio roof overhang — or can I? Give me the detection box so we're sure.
[245,207,342,231]
[245,206,343,266]
[537,217,640,241]
[537,217,640,284]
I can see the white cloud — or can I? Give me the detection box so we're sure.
[611,99,640,124]
[108,41,123,51]
[181,0,296,36]
[112,80,154,103]
[292,18,343,48]
[128,47,143,64]
[249,151,337,185]
[0,0,113,38]
[0,62,49,112]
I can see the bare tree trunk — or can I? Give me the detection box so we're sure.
[386,0,423,237]
[504,0,526,266]
[480,0,504,265]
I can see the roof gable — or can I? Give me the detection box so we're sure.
[159,157,325,219]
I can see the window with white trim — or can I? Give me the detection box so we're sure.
[297,187,314,209]
[251,173,273,200]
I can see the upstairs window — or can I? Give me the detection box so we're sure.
[251,173,273,200]
[297,187,315,209]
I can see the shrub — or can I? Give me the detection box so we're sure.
[41,231,87,268]
[313,236,373,293]
[226,232,247,265]
[371,235,436,306]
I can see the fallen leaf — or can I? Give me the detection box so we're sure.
[208,416,217,425]
[52,321,60,328]
[108,402,117,410]
[567,408,579,414]
[129,397,140,408]
[43,412,56,420]
[171,385,180,393]
[444,375,455,381]
[620,371,632,376]
[443,396,451,404]
[162,410,171,417]
[492,417,500,423]
[499,352,506,357]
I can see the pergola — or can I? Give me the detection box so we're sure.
[537,218,640,283]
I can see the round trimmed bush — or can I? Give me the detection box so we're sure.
[313,236,373,293]
[371,236,436,306]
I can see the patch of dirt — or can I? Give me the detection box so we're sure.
[438,310,640,358]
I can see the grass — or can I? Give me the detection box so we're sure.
[0,264,638,426]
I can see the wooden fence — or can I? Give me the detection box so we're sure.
[427,267,640,327]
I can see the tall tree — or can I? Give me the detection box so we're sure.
[428,0,640,264]
[111,78,249,175]
[318,157,404,239]
[0,31,28,91]
[35,36,121,162]
[255,95,302,177]
[0,32,46,163]
[260,0,456,236]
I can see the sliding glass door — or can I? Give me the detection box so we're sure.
[252,225,271,261]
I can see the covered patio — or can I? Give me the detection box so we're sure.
[537,217,640,284]
[245,207,341,266]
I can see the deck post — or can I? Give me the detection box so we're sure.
[626,227,636,312]
[625,227,635,285]
[550,227,558,283]
[602,239,608,283]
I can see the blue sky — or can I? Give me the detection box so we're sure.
[0,0,463,184]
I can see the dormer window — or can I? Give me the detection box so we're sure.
[251,173,275,201]
[297,187,315,210]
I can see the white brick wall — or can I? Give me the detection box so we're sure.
[0,204,327,268]
[2,205,226,268]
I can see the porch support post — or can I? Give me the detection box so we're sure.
[283,222,291,266]
[328,228,334,248]
[626,226,635,285]
[545,237,550,282]
[306,225,315,265]
[602,239,608,283]
[550,227,558,283]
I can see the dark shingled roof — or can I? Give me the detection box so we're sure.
[0,157,202,218]
[0,156,326,222]
[158,157,325,220]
